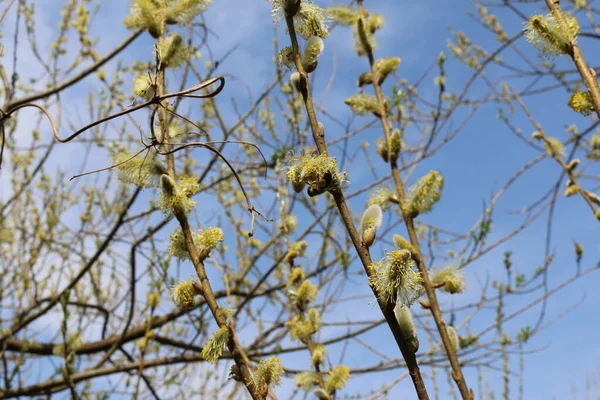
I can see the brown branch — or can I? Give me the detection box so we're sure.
[283,11,430,400]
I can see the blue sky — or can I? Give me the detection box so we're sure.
[1,0,600,399]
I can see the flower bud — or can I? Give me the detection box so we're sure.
[360,205,383,247]
[567,158,580,171]
[290,72,302,92]
[447,326,459,352]
[394,303,419,353]
[160,174,176,197]
[314,388,331,400]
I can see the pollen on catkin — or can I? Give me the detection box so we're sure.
[367,186,398,210]
[311,344,327,368]
[431,266,466,294]
[164,0,212,25]
[357,72,373,87]
[287,267,306,288]
[291,279,319,309]
[277,46,296,69]
[147,292,160,308]
[254,356,285,389]
[286,153,345,196]
[113,151,167,188]
[325,365,351,393]
[158,32,189,68]
[404,171,444,217]
[133,73,155,100]
[375,137,389,162]
[327,4,357,26]
[170,280,198,309]
[201,326,230,364]
[270,0,329,39]
[167,227,193,260]
[345,93,381,116]
[286,307,322,342]
[543,137,565,157]
[568,92,595,116]
[374,57,400,83]
[284,240,308,264]
[371,249,423,304]
[295,371,319,391]
[392,234,414,252]
[125,0,212,38]
[294,2,330,39]
[178,174,201,195]
[524,11,579,57]
[159,174,196,216]
[124,0,164,38]
[281,215,298,233]
[565,182,579,197]
[367,13,385,33]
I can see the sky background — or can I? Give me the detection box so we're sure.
[1,0,600,399]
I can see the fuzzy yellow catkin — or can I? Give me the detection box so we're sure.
[431,267,466,294]
[286,153,345,197]
[564,184,578,197]
[393,234,414,252]
[294,2,330,39]
[147,292,160,308]
[568,92,594,115]
[374,57,400,83]
[286,308,322,342]
[327,4,356,26]
[357,72,373,87]
[295,371,319,391]
[113,152,166,188]
[405,171,444,217]
[254,356,285,388]
[325,365,351,393]
[281,215,298,233]
[158,32,188,68]
[158,174,196,216]
[375,137,389,162]
[311,344,327,367]
[133,74,154,100]
[170,280,197,309]
[293,279,319,309]
[524,11,580,57]
[389,129,402,161]
[201,326,230,364]
[371,249,422,304]
[287,267,306,288]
